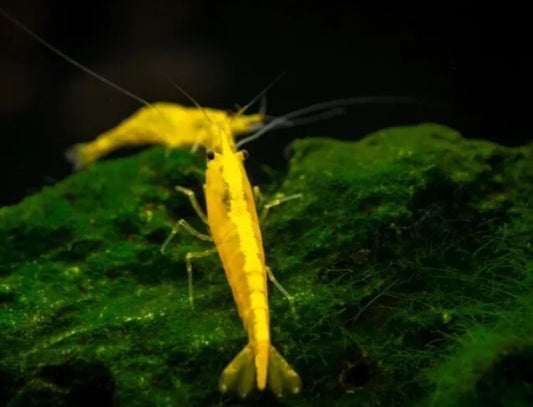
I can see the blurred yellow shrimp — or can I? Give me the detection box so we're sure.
[65,74,286,170]
[65,102,264,169]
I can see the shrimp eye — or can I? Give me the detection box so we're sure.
[206,150,215,160]
[241,149,249,160]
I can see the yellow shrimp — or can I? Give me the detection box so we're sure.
[163,114,301,397]
[206,120,301,397]
[65,102,264,169]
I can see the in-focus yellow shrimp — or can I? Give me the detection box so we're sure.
[206,122,301,397]
[161,113,301,397]
[65,102,264,169]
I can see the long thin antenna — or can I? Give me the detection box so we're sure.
[166,77,216,151]
[166,77,213,125]
[0,7,151,107]
[236,96,420,147]
[272,107,347,127]
[259,93,268,116]
[236,72,286,116]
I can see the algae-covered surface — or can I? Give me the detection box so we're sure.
[0,124,531,406]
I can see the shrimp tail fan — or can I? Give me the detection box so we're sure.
[219,344,301,398]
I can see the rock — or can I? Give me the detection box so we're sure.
[0,124,531,406]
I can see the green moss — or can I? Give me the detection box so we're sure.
[1,124,531,406]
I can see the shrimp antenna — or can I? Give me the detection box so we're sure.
[165,77,217,151]
[236,72,286,116]
[271,107,347,127]
[0,7,151,107]
[166,77,213,126]
[259,93,268,116]
[236,95,421,147]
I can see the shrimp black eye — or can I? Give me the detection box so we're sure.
[206,150,215,160]
[241,149,249,160]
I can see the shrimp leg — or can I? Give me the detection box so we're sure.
[266,266,292,301]
[175,185,208,224]
[266,266,298,320]
[160,220,216,309]
[247,191,302,306]
[259,193,303,223]
[160,185,212,253]
[185,248,217,309]
[160,218,212,254]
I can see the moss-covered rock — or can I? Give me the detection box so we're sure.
[0,124,531,406]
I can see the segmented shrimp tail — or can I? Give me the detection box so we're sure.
[219,344,301,398]
[267,345,301,397]
[65,143,97,170]
[219,344,256,398]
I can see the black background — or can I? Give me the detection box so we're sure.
[1,1,531,206]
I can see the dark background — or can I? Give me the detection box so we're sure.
[1,1,531,206]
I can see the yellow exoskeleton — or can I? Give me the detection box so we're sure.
[205,119,301,397]
[162,113,302,397]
